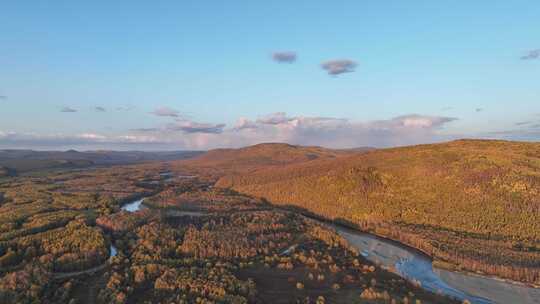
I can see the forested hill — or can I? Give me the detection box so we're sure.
[178,143,366,177]
[214,139,540,284]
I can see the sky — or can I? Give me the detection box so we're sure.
[1,1,539,150]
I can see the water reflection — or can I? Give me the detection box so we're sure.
[121,198,145,212]
[110,245,117,257]
[114,195,540,303]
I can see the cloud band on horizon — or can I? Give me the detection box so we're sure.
[0,113,460,150]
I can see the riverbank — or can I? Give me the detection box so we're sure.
[98,190,540,304]
[269,203,540,286]
[259,204,540,304]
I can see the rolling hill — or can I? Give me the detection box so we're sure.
[177,143,368,178]
[209,139,540,284]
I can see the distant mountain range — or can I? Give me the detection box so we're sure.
[0,149,203,175]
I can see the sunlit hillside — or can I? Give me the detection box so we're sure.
[213,139,540,284]
[178,143,362,178]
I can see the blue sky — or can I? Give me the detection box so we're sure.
[0,1,539,150]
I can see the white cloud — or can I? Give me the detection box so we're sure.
[78,133,107,140]
[395,114,456,128]
[0,113,461,150]
[150,106,181,117]
[216,113,457,148]
[256,112,295,125]
[234,117,259,130]
[0,131,167,150]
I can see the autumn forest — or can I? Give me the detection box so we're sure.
[0,139,539,303]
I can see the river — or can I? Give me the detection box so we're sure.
[113,195,540,304]
[335,226,540,304]
[109,197,146,258]
[121,197,146,212]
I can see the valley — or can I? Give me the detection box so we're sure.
[0,139,539,303]
[0,163,457,304]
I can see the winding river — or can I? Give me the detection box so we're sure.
[109,198,146,258]
[335,227,540,304]
[112,194,540,304]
